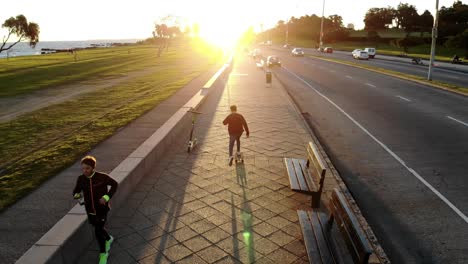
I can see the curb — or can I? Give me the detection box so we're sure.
[307,54,468,97]
[271,70,391,264]
[15,62,232,264]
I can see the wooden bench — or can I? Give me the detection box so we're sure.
[298,188,373,264]
[284,141,327,208]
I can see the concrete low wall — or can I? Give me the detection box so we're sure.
[16,62,231,264]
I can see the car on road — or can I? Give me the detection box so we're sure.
[324,47,333,53]
[364,47,376,58]
[266,56,281,67]
[292,48,304,56]
[352,49,369,60]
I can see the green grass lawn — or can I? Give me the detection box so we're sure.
[0,42,217,97]
[0,40,221,210]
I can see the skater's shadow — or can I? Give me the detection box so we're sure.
[232,163,256,263]
[235,163,247,187]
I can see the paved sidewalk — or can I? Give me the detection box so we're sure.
[77,55,338,263]
[0,68,218,264]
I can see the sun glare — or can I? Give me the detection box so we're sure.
[195,15,246,51]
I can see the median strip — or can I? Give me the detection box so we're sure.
[307,54,468,97]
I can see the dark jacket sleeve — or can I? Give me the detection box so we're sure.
[105,175,118,199]
[72,176,82,195]
[223,115,230,125]
[241,115,249,135]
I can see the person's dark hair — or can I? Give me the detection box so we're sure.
[81,155,96,168]
[230,105,237,112]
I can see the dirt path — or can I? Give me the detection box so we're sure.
[0,67,157,122]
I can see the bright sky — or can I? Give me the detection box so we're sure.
[1,0,464,42]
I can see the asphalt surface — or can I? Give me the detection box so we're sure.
[272,46,468,88]
[258,47,468,263]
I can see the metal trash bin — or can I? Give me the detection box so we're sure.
[266,71,272,84]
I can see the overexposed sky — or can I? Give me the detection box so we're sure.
[0,0,464,41]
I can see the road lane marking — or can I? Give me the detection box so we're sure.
[396,95,412,102]
[282,66,468,224]
[447,116,468,127]
[365,83,376,88]
[346,75,353,79]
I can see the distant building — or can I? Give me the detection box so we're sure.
[347,23,355,30]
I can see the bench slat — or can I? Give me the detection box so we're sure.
[307,141,327,173]
[307,142,327,183]
[298,210,327,264]
[308,211,335,264]
[284,158,301,191]
[332,190,372,264]
[292,158,309,192]
[300,159,317,192]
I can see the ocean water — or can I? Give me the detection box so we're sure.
[0,39,140,58]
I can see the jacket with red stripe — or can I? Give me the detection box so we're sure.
[73,171,118,215]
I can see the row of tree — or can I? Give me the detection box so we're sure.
[364,3,433,32]
[258,1,468,56]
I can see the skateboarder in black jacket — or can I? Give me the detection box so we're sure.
[223,105,250,166]
[73,156,118,264]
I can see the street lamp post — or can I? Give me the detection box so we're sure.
[427,0,439,81]
[319,0,325,48]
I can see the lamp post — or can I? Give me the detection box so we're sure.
[427,0,439,81]
[319,0,325,48]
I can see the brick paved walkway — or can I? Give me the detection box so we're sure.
[78,55,324,264]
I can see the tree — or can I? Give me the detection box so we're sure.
[328,15,343,29]
[418,10,434,32]
[439,1,468,38]
[395,3,419,32]
[0,15,39,54]
[364,7,395,30]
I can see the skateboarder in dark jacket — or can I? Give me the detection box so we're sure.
[223,105,249,166]
[73,156,118,264]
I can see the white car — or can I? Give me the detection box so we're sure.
[352,49,369,60]
[292,48,304,56]
[364,47,376,58]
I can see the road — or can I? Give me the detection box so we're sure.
[270,46,468,88]
[258,47,468,263]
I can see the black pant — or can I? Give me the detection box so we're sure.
[88,214,110,253]
[229,133,242,156]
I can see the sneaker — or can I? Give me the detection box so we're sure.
[105,235,114,253]
[229,156,234,166]
[98,252,108,264]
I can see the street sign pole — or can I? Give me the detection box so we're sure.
[319,0,325,47]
